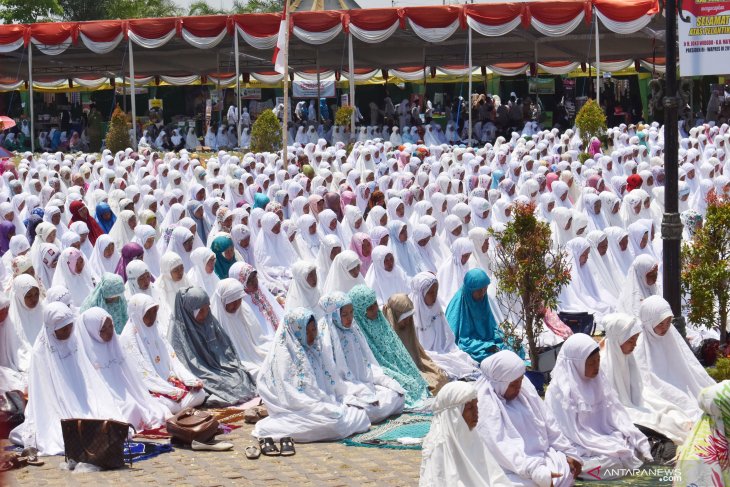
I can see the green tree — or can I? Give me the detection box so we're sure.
[575,98,607,153]
[59,0,107,21]
[188,1,226,15]
[682,191,730,344]
[105,105,131,154]
[106,0,181,19]
[250,109,281,153]
[0,0,61,23]
[232,0,283,13]
[490,201,572,370]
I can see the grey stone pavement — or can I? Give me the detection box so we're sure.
[3,421,422,487]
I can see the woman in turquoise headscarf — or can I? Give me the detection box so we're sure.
[253,193,270,210]
[95,202,116,234]
[490,170,505,190]
[445,268,517,363]
[80,272,129,334]
[348,284,429,408]
[210,235,237,279]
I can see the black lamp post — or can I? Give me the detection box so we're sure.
[662,0,685,335]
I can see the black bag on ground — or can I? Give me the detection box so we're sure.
[558,311,595,335]
[0,390,26,439]
[61,418,134,469]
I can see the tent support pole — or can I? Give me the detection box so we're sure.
[316,48,321,122]
[235,33,241,148]
[28,43,34,153]
[129,38,137,150]
[282,2,291,162]
[348,32,355,134]
[468,27,472,146]
[595,11,600,105]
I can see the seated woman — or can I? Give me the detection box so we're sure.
[0,294,30,391]
[319,292,405,423]
[383,294,450,396]
[436,237,474,305]
[409,273,479,380]
[365,246,410,306]
[80,272,128,334]
[254,212,297,291]
[475,350,583,487]
[545,333,652,479]
[8,274,44,345]
[617,254,660,316]
[420,382,510,487]
[51,247,94,308]
[636,295,714,407]
[125,260,154,299]
[169,286,257,407]
[253,307,371,442]
[349,285,430,409]
[78,307,169,428]
[445,268,515,363]
[186,247,219,296]
[321,250,365,296]
[121,294,206,414]
[229,262,283,338]
[285,260,322,319]
[558,238,616,322]
[152,252,191,336]
[10,303,128,456]
[600,313,697,448]
[210,278,270,379]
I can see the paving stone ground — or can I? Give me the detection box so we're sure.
[3,422,422,487]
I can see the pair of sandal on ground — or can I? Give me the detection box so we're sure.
[0,447,44,471]
[245,437,295,459]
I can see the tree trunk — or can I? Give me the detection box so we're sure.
[719,293,728,345]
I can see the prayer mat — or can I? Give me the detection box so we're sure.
[342,413,432,450]
[208,407,247,424]
[124,441,173,462]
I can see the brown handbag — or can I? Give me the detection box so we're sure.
[61,418,134,469]
[165,408,219,444]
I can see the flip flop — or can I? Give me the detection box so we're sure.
[244,446,261,460]
[279,437,295,457]
[259,437,280,456]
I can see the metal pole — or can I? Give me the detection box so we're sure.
[662,0,684,335]
[595,10,600,105]
[28,43,34,153]
[468,26,473,146]
[235,33,241,148]
[128,38,137,150]
[282,2,290,162]
[316,48,321,123]
[348,32,355,134]
[216,52,222,128]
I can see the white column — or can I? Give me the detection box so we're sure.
[235,32,241,147]
[281,3,291,162]
[28,43,34,153]
[468,26,473,146]
[348,32,355,133]
[128,38,137,149]
[316,48,321,122]
[595,11,601,105]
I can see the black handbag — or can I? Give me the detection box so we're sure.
[61,418,135,469]
[558,311,595,335]
[0,390,26,439]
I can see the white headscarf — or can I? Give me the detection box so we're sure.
[617,254,659,316]
[124,259,153,299]
[321,250,364,296]
[152,252,191,335]
[0,293,31,375]
[8,274,45,345]
[600,313,697,443]
[88,234,120,280]
[78,307,169,429]
[254,212,298,273]
[133,224,161,277]
[186,247,219,296]
[165,226,194,271]
[544,333,651,469]
[209,278,270,378]
[108,209,136,251]
[436,237,474,305]
[51,247,95,308]
[420,381,511,487]
[11,302,126,456]
[36,242,60,290]
[364,245,409,306]
[285,260,322,318]
[636,296,714,405]
[315,234,342,284]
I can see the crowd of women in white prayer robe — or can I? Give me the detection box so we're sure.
[0,120,725,483]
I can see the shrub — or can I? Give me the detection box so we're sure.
[575,98,607,150]
[105,105,130,153]
[489,201,572,370]
[682,191,730,343]
[335,106,354,129]
[250,109,281,153]
[707,357,730,381]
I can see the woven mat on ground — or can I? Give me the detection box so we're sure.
[342,413,432,450]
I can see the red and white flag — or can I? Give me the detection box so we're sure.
[272,1,288,75]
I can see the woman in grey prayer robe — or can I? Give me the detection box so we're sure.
[169,286,257,406]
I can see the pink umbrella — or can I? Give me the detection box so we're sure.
[0,116,16,130]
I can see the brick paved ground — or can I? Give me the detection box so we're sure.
[4,422,422,487]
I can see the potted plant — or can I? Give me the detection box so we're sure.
[335,105,354,132]
[575,98,607,155]
[682,191,730,350]
[489,201,572,390]
[249,109,281,153]
[105,105,130,154]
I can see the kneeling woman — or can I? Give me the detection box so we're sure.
[318,292,405,423]
[11,303,128,455]
[545,334,652,479]
[169,286,257,407]
[121,294,206,414]
[254,307,371,442]
[475,350,582,487]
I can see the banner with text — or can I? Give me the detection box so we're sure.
[292,80,335,99]
[679,0,730,76]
